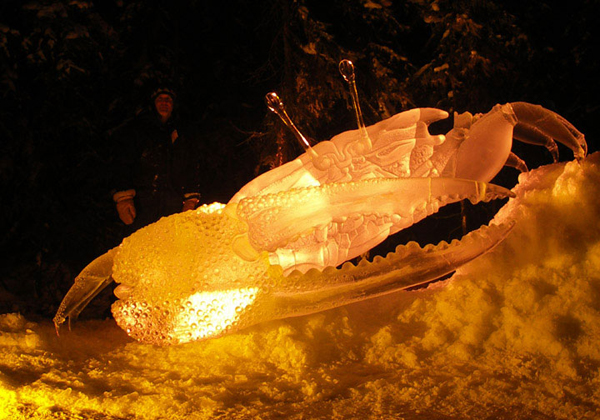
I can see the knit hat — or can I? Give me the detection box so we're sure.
[151,87,177,101]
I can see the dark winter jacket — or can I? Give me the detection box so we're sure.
[111,111,202,229]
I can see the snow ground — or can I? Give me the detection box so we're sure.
[1,153,600,420]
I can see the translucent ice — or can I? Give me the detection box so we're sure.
[54,102,586,345]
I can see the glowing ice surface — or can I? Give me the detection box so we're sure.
[54,102,586,345]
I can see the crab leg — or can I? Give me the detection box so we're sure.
[451,103,587,183]
[504,152,529,173]
[511,102,587,160]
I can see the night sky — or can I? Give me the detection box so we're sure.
[1,0,598,319]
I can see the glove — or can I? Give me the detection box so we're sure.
[116,199,136,225]
[113,190,136,225]
[182,198,199,212]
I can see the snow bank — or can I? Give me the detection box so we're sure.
[1,153,599,419]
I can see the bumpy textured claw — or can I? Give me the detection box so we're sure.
[511,102,587,161]
[112,204,515,345]
[187,223,514,345]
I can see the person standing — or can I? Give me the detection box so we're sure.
[111,87,202,234]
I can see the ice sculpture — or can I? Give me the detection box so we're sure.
[54,61,586,345]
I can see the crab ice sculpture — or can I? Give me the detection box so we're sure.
[54,61,587,345]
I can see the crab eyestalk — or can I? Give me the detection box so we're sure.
[339,59,372,153]
[265,92,319,161]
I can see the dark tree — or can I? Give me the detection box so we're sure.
[0,0,597,318]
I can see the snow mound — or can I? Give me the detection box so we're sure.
[1,153,599,419]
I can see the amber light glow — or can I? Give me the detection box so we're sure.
[174,287,260,343]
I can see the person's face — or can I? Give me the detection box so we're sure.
[154,94,174,121]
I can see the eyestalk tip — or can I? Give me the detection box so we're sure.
[339,59,355,82]
[265,92,283,113]
[264,91,316,157]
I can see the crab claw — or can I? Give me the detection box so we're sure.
[511,102,587,162]
[236,176,515,272]
[266,222,515,318]
[53,247,118,333]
